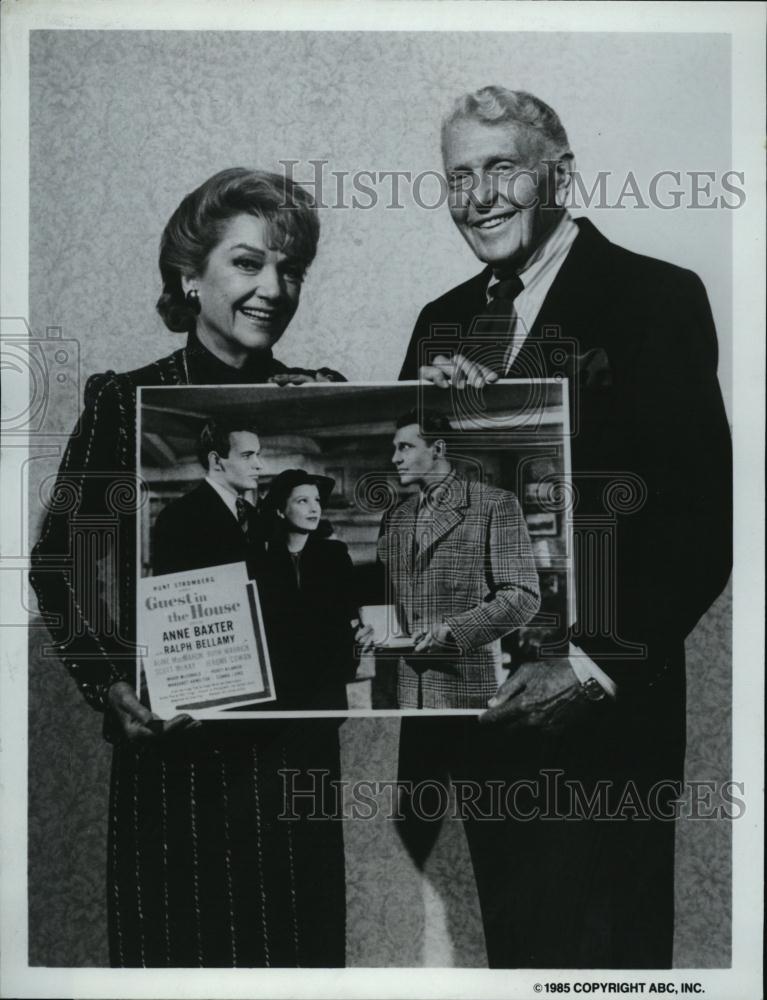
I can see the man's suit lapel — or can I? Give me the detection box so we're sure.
[530,218,610,339]
[455,270,493,338]
[391,498,417,578]
[198,482,241,536]
[197,481,264,563]
[414,476,469,567]
[507,218,612,379]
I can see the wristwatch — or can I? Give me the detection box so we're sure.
[579,677,607,702]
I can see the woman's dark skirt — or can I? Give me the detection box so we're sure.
[107,719,346,968]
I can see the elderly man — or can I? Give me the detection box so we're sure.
[378,409,540,709]
[398,87,732,967]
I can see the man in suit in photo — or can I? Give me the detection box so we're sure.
[397,86,732,967]
[377,409,540,710]
[152,416,265,576]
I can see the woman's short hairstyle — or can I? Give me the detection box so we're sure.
[441,86,571,161]
[157,167,320,334]
[263,469,335,515]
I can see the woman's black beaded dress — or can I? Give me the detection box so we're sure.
[30,333,347,967]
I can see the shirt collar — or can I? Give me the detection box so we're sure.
[487,211,578,296]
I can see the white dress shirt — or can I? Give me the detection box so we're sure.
[486,211,579,373]
[486,214,617,698]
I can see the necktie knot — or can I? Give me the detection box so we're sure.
[489,273,524,304]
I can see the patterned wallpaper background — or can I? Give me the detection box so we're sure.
[26,29,733,968]
[28,30,732,402]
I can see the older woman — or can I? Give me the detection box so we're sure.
[30,168,347,967]
[259,470,364,711]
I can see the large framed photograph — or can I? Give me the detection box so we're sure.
[138,380,573,716]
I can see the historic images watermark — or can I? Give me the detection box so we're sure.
[278,159,747,212]
[279,771,747,823]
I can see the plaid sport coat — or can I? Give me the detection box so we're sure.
[377,471,540,709]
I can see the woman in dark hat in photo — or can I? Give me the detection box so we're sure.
[30,167,350,968]
[259,470,371,711]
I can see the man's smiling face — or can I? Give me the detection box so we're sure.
[443,117,561,270]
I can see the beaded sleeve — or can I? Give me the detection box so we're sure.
[30,372,139,711]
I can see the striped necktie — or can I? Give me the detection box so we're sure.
[488,273,524,309]
[486,274,525,374]
[235,496,253,537]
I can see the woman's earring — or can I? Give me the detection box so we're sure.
[185,288,201,314]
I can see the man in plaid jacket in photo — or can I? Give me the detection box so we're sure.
[377,409,540,710]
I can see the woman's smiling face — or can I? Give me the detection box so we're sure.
[187,213,304,366]
[282,484,322,533]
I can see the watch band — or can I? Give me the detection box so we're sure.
[579,677,607,702]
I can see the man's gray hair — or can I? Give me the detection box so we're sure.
[442,86,571,160]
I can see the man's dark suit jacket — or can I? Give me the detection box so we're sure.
[152,481,264,578]
[400,217,732,692]
[397,217,732,968]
